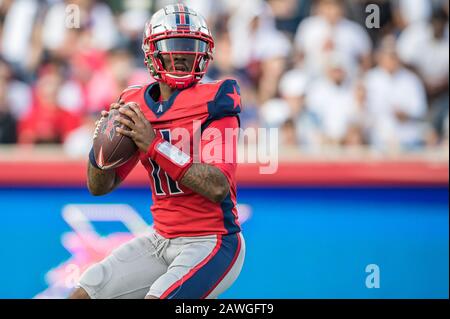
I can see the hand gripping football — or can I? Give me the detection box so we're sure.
[93,104,138,170]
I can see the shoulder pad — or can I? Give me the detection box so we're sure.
[118,85,144,102]
[207,79,242,121]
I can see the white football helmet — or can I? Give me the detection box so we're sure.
[142,4,214,89]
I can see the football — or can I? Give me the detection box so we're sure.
[93,104,138,170]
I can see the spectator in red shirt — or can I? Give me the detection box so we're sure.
[19,64,80,144]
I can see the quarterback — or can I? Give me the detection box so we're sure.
[69,4,245,299]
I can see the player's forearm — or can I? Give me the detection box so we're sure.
[180,163,230,203]
[87,162,121,196]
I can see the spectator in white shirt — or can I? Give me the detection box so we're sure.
[228,0,292,102]
[294,0,372,80]
[228,0,291,70]
[393,0,433,28]
[42,0,119,55]
[0,56,31,120]
[397,8,449,143]
[397,9,449,94]
[260,68,322,151]
[0,0,40,72]
[306,53,364,146]
[365,36,428,151]
[280,69,322,151]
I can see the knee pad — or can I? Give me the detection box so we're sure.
[79,260,113,291]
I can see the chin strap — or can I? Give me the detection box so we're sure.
[145,53,199,89]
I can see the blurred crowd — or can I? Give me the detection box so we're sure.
[0,0,448,157]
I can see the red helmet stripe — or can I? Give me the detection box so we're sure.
[179,13,186,24]
[177,4,186,24]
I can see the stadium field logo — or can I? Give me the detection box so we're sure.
[35,204,252,299]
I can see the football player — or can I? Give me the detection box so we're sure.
[69,4,245,299]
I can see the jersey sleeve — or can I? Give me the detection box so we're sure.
[203,79,242,131]
[200,116,239,186]
[114,153,140,181]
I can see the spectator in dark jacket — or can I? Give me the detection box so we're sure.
[0,76,17,144]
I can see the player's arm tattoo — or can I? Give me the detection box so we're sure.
[180,163,230,203]
[87,162,122,196]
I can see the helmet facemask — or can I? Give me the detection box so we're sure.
[143,33,213,89]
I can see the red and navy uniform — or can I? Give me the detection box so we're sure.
[115,79,242,239]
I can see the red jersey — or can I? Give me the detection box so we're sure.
[115,79,242,238]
